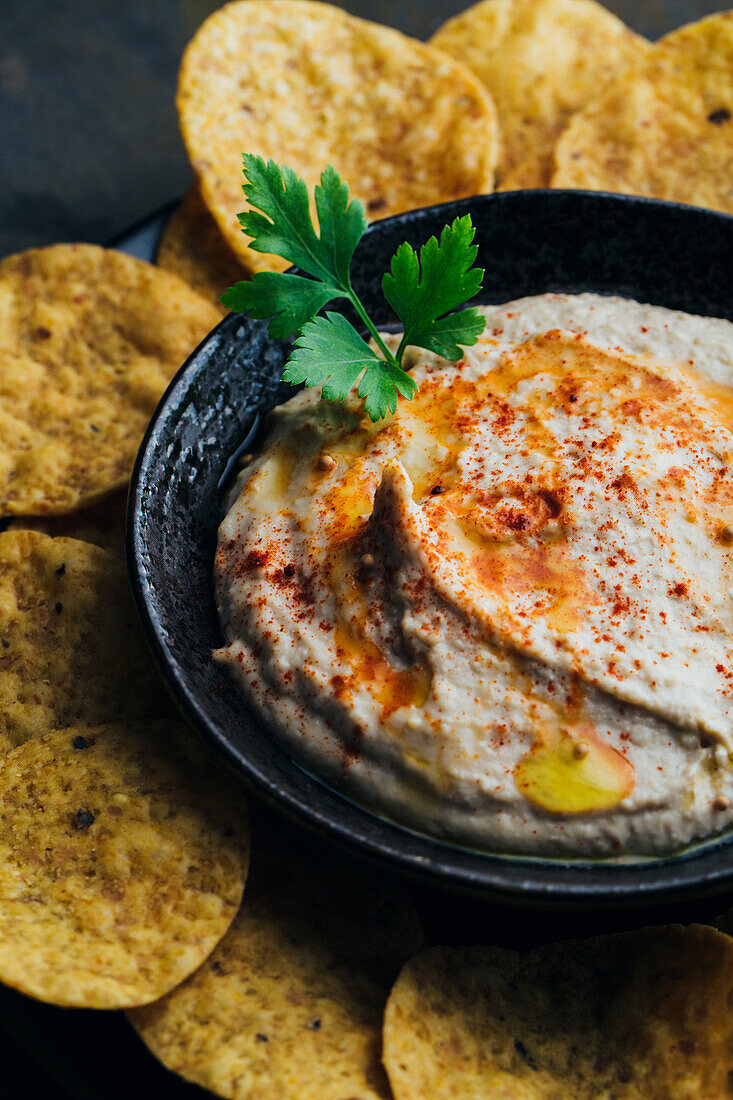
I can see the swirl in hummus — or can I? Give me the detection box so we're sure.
[214,293,733,857]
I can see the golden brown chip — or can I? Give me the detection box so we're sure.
[384,926,733,1098]
[0,243,220,516]
[6,489,127,557]
[129,819,426,1099]
[552,11,733,212]
[177,0,498,274]
[157,186,248,312]
[0,529,169,752]
[495,146,555,191]
[430,0,647,184]
[0,722,249,1008]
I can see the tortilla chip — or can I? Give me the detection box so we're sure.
[0,243,220,516]
[384,925,733,1098]
[157,186,248,312]
[552,11,733,213]
[0,529,170,752]
[6,489,127,557]
[430,0,647,184]
[129,818,426,1099]
[0,722,249,1008]
[495,146,555,191]
[177,0,498,274]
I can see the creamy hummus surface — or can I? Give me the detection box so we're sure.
[214,293,733,857]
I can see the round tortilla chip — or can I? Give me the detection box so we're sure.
[0,529,169,752]
[129,820,426,1099]
[0,722,249,1009]
[156,186,248,313]
[0,243,220,516]
[6,489,127,557]
[430,0,647,184]
[384,926,733,1098]
[552,11,733,212]
[177,0,498,274]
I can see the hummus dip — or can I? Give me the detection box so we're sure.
[214,293,733,857]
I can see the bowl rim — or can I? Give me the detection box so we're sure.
[128,187,733,908]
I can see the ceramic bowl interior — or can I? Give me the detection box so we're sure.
[129,189,733,907]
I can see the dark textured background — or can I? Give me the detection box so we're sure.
[0,0,727,258]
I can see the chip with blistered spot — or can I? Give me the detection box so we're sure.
[0,529,170,752]
[0,243,220,516]
[0,722,250,1008]
[552,11,733,212]
[384,926,733,1099]
[177,0,498,274]
[431,0,647,184]
[128,814,426,1100]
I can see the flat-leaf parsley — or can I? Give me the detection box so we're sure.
[221,154,485,421]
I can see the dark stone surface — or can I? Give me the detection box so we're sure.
[0,0,727,257]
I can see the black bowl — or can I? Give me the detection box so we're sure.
[129,189,733,908]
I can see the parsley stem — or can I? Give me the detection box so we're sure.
[346,281,402,369]
[393,333,410,365]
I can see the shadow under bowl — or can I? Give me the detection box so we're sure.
[128,189,733,909]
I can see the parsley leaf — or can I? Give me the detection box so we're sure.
[221,273,345,341]
[314,164,369,286]
[284,313,418,421]
[382,216,485,361]
[236,155,366,291]
[223,156,485,421]
[223,156,366,340]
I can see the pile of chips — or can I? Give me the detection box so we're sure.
[3,0,733,1095]
[0,231,426,1091]
[160,0,733,316]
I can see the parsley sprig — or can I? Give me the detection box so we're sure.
[221,154,485,421]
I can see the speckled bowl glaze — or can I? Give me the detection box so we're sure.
[129,190,733,907]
